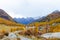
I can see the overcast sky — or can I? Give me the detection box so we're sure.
[0,0,60,18]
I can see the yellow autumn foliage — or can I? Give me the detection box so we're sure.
[28,18,60,33]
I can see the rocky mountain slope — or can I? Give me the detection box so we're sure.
[0,9,13,21]
[35,10,60,22]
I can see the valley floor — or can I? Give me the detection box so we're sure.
[0,30,60,40]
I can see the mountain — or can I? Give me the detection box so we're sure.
[0,9,13,21]
[47,10,60,20]
[35,10,60,22]
[0,9,24,27]
[14,17,36,24]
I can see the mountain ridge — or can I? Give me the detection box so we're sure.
[0,9,13,21]
[14,17,36,24]
[35,10,60,22]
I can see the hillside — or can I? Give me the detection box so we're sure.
[0,9,25,32]
[0,17,25,33]
[0,9,13,21]
[35,10,60,22]
[0,18,24,26]
[0,9,25,27]
[28,10,60,34]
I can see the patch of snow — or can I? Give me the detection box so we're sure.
[41,32,60,39]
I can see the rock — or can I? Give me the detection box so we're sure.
[8,33,17,38]
[1,36,21,40]
[8,33,21,40]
